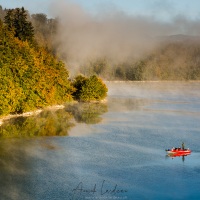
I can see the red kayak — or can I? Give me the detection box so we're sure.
[166,147,191,156]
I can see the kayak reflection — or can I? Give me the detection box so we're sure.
[166,152,191,162]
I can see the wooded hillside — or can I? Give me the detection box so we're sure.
[0,17,74,116]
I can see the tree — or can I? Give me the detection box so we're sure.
[115,66,126,80]
[4,9,14,30]
[72,75,87,100]
[4,7,34,43]
[72,75,108,102]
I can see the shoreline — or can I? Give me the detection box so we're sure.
[0,100,107,127]
[0,105,65,127]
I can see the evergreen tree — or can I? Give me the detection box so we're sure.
[4,9,14,30]
[4,7,34,43]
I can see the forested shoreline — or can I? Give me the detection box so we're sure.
[0,6,107,117]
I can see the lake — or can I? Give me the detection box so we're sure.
[0,81,200,200]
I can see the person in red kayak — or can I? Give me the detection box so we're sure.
[182,142,185,150]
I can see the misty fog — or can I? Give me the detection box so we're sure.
[49,0,200,72]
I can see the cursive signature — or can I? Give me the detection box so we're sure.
[101,180,128,195]
[71,180,128,200]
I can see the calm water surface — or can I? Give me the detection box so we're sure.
[0,82,200,200]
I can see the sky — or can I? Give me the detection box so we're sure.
[1,0,200,21]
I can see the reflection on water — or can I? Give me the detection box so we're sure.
[0,109,74,138]
[166,153,190,162]
[66,102,108,124]
[0,102,108,138]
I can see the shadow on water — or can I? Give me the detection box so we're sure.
[0,102,108,138]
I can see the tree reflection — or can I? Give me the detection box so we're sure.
[0,102,108,138]
[65,102,108,124]
[0,109,74,138]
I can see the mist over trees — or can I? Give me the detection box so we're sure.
[31,13,58,51]
[77,39,200,81]
[41,6,200,80]
[47,1,200,80]
[1,4,200,82]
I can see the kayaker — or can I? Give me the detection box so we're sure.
[182,142,185,150]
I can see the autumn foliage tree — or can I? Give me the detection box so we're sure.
[72,75,108,102]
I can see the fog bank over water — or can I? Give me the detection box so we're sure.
[50,0,200,71]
